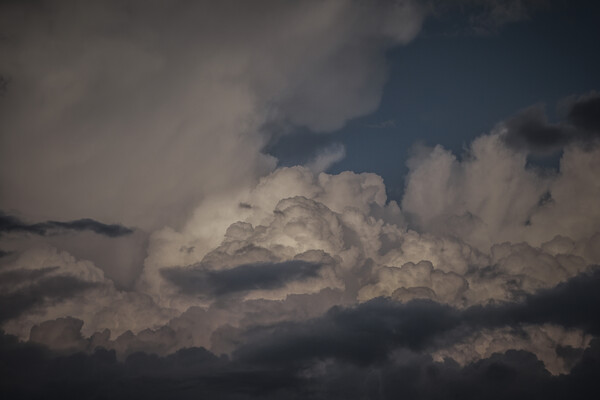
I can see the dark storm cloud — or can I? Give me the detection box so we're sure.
[0,275,98,323]
[502,94,600,154]
[502,105,570,152]
[1,331,599,399]
[234,268,600,367]
[162,260,322,297]
[567,94,600,133]
[464,267,600,334]
[1,270,600,398]
[0,211,133,237]
[234,299,460,366]
[0,266,59,286]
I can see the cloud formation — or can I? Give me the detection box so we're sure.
[0,211,133,238]
[3,125,599,353]
[162,260,323,297]
[0,0,425,230]
[501,93,600,154]
[1,1,599,398]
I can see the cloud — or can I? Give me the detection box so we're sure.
[0,212,144,288]
[2,303,600,399]
[0,0,425,230]
[0,211,133,238]
[567,92,600,133]
[1,1,599,396]
[227,269,600,374]
[234,299,460,367]
[162,260,323,297]
[501,93,600,154]
[305,143,346,173]
[464,268,600,335]
[2,127,599,359]
[402,130,600,251]
[0,246,175,341]
[1,34,600,393]
[0,275,98,323]
[432,324,592,375]
[29,317,89,352]
[501,104,571,153]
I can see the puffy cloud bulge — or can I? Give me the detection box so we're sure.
[1,0,600,396]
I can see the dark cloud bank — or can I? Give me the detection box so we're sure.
[0,212,133,238]
[2,269,600,399]
[0,273,97,324]
[162,260,322,297]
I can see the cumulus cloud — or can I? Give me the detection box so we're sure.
[1,2,599,397]
[0,245,174,340]
[233,269,600,368]
[0,275,97,324]
[402,131,600,251]
[432,324,592,375]
[4,124,599,354]
[1,127,599,371]
[3,270,600,398]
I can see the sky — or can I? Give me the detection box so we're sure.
[0,1,599,398]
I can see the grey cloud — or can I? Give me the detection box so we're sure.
[502,105,570,153]
[234,298,460,367]
[567,94,600,134]
[2,269,600,398]
[0,74,7,95]
[1,330,599,399]
[0,266,59,287]
[29,317,88,352]
[234,268,600,367]
[45,218,134,237]
[0,0,425,229]
[162,260,322,297]
[0,275,98,323]
[464,267,600,334]
[501,94,600,154]
[0,211,133,237]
